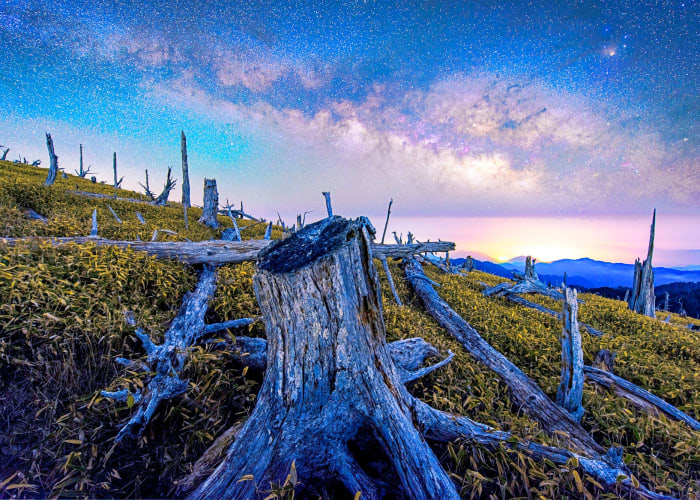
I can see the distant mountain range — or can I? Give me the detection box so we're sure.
[451,256,700,288]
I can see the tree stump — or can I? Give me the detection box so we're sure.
[628,210,656,318]
[525,255,538,281]
[199,178,219,229]
[191,217,457,500]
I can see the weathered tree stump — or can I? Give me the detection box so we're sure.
[525,255,538,281]
[44,133,58,186]
[628,210,656,318]
[191,217,458,500]
[199,178,219,229]
[556,288,585,422]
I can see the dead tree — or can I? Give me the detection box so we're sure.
[322,191,332,217]
[628,210,656,318]
[181,131,191,208]
[556,288,585,422]
[90,209,98,237]
[524,256,538,280]
[380,198,393,244]
[379,256,403,306]
[465,256,474,272]
[74,144,94,178]
[1,147,9,160]
[113,152,124,193]
[44,133,58,186]
[153,167,176,206]
[139,169,156,200]
[264,222,272,240]
[222,204,241,241]
[199,178,219,229]
[663,291,669,311]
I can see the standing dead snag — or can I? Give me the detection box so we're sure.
[192,217,459,500]
[75,144,93,178]
[199,179,219,229]
[44,133,58,186]
[628,209,656,318]
[153,167,176,206]
[556,288,585,422]
[181,131,191,208]
[322,191,332,217]
[112,152,123,195]
[380,198,393,244]
[525,255,538,281]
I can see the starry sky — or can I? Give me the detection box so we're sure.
[1,0,698,265]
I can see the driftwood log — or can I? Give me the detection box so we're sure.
[556,288,585,422]
[628,210,656,318]
[44,133,58,186]
[191,217,459,499]
[0,237,455,266]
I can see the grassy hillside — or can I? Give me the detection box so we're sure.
[1,160,698,499]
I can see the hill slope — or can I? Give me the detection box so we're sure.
[1,160,698,499]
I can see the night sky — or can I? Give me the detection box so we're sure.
[1,0,698,264]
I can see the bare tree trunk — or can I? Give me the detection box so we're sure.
[153,167,176,206]
[1,147,8,161]
[181,131,191,208]
[199,178,219,229]
[380,198,393,244]
[191,217,459,500]
[664,291,669,311]
[465,256,474,272]
[113,152,118,197]
[322,191,332,217]
[44,133,58,186]
[379,255,403,306]
[628,210,656,318]
[556,288,585,422]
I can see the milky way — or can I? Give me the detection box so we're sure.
[0,0,698,262]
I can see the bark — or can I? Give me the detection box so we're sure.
[404,257,604,457]
[0,237,454,266]
[264,222,272,240]
[140,169,155,201]
[465,256,474,272]
[556,288,585,422]
[44,133,58,186]
[525,255,538,281]
[199,179,219,229]
[102,267,218,442]
[584,366,700,431]
[112,152,123,192]
[181,131,191,208]
[1,147,8,161]
[90,209,98,237]
[593,349,617,372]
[628,210,656,318]
[191,217,459,500]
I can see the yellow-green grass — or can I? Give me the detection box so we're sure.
[1,161,698,499]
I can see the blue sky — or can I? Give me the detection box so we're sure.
[1,0,698,263]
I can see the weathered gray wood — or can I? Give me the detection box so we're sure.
[380,198,393,245]
[153,167,176,206]
[139,169,155,200]
[628,210,656,318]
[556,288,585,422]
[44,133,58,186]
[584,366,700,431]
[593,349,617,372]
[90,209,98,237]
[106,204,122,224]
[525,255,538,281]
[25,209,48,223]
[102,267,218,442]
[191,217,459,500]
[404,257,604,457]
[0,236,454,267]
[112,152,123,193]
[222,204,241,241]
[410,397,670,500]
[663,291,670,311]
[1,147,8,161]
[264,222,272,240]
[136,211,146,225]
[322,191,333,218]
[69,190,149,204]
[379,255,403,306]
[74,144,94,177]
[181,131,191,208]
[199,179,219,229]
[465,256,474,272]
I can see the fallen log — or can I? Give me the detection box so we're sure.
[504,294,604,337]
[404,257,604,457]
[584,366,700,431]
[102,267,218,442]
[68,190,150,204]
[0,236,455,266]
[191,217,460,500]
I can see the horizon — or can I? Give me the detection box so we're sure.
[2,0,698,265]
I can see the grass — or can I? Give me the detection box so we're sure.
[1,160,698,499]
